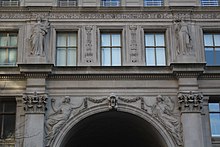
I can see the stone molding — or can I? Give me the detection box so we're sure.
[23,91,48,113]
[1,8,220,20]
[178,91,203,112]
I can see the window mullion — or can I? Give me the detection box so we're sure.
[1,103,5,139]
[66,33,68,66]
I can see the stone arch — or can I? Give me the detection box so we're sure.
[51,105,177,147]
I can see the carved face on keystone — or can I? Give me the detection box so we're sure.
[63,96,71,103]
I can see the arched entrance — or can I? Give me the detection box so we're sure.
[63,111,167,147]
[51,105,176,147]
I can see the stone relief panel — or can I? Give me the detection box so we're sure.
[80,25,97,65]
[23,91,48,113]
[45,96,84,146]
[45,94,182,146]
[126,25,142,65]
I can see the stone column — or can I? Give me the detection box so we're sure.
[178,91,204,147]
[23,91,47,147]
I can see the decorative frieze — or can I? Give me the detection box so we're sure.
[23,91,48,113]
[178,91,203,112]
[1,11,220,20]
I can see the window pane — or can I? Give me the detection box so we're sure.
[102,48,110,66]
[0,103,2,112]
[145,34,154,46]
[204,34,213,46]
[216,48,220,65]
[3,115,15,139]
[0,34,8,47]
[146,48,155,66]
[101,34,110,46]
[112,48,121,66]
[68,33,76,46]
[214,34,220,46]
[9,34,17,47]
[4,102,16,113]
[156,48,166,66]
[209,103,220,112]
[57,34,66,46]
[0,49,7,64]
[0,115,2,137]
[112,34,121,46]
[205,48,214,65]
[67,48,76,66]
[57,48,66,66]
[155,34,164,46]
[210,113,220,136]
[8,49,17,64]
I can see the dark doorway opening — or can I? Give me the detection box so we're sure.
[63,111,167,147]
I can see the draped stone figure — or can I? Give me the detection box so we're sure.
[45,96,83,146]
[174,20,193,56]
[30,18,50,56]
[145,95,183,146]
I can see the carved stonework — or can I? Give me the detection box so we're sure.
[129,25,138,63]
[178,91,203,112]
[23,91,47,113]
[174,19,193,56]
[29,17,50,56]
[144,95,183,146]
[84,26,93,63]
[45,96,84,147]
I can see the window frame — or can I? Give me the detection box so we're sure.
[0,98,16,146]
[0,0,20,7]
[100,32,122,66]
[144,0,164,6]
[203,33,220,66]
[58,0,77,7]
[209,97,220,137]
[201,0,219,6]
[144,32,167,66]
[100,0,121,7]
[0,32,18,66]
[56,32,78,66]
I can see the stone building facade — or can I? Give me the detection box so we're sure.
[0,0,220,147]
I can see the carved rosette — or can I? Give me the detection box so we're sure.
[178,91,203,112]
[23,91,47,113]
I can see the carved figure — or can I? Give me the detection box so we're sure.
[145,95,182,146]
[174,20,193,55]
[45,96,83,146]
[30,18,50,56]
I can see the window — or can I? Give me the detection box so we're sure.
[144,0,163,6]
[204,33,220,65]
[0,0,19,6]
[0,99,16,146]
[101,0,120,7]
[58,0,77,7]
[201,0,219,6]
[56,32,77,66]
[0,32,17,66]
[145,33,166,66]
[209,101,220,137]
[101,33,121,66]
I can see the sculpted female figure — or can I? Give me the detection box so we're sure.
[30,18,50,56]
[45,96,83,146]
